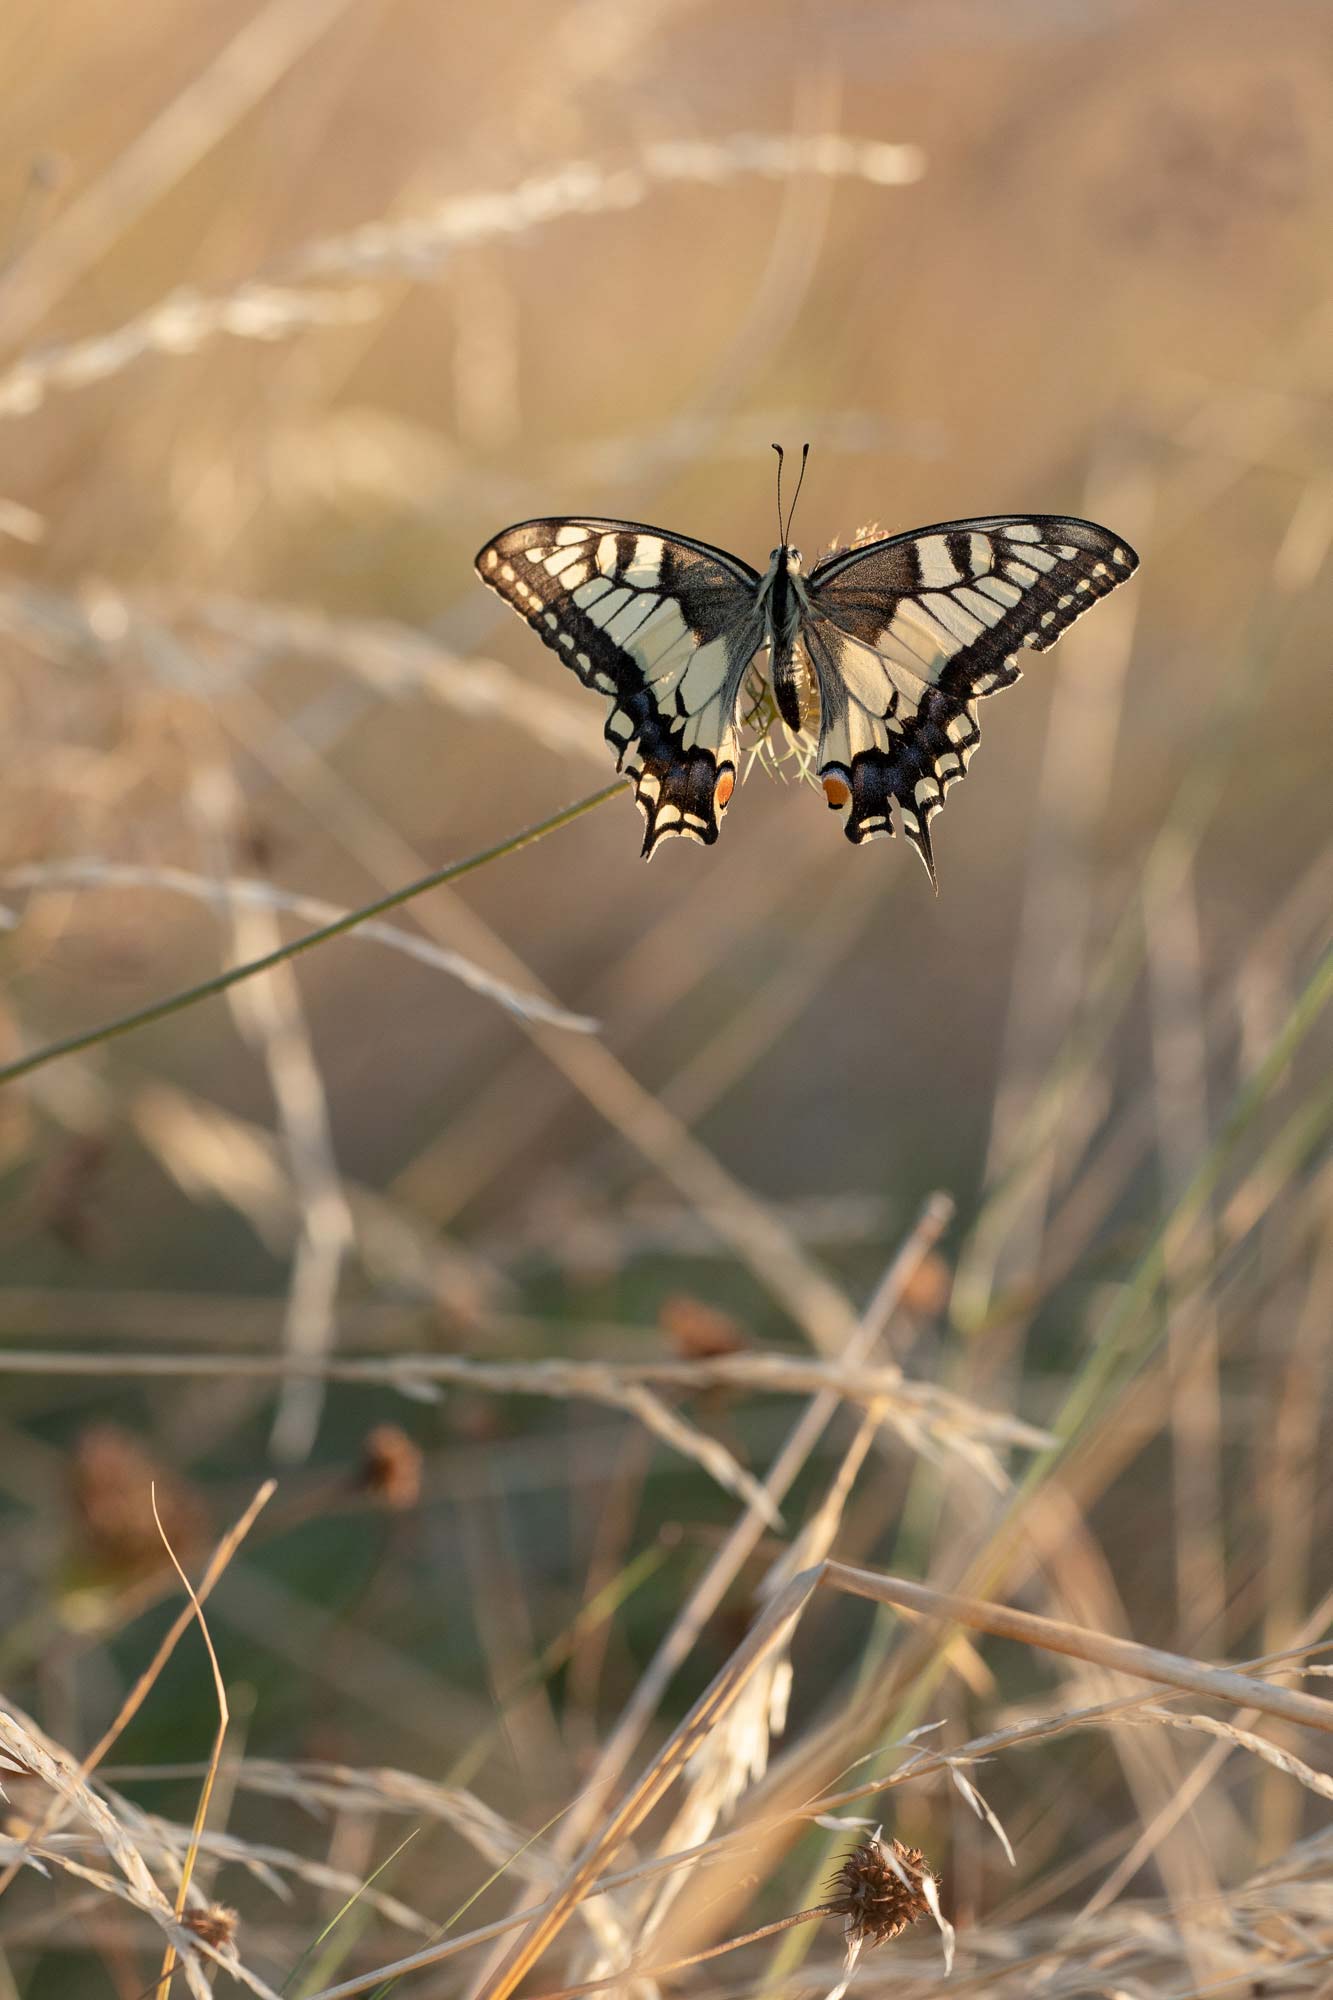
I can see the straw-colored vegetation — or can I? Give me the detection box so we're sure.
[2,2,1332,1996]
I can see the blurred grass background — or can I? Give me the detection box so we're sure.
[1,0,1332,1994]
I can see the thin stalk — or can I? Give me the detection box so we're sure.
[0,781,624,1088]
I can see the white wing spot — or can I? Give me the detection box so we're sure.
[679,637,731,710]
[968,532,992,574]
[605,596,657,644]
[1057,544,1078,561]
[976,575,1022,608]
[916,535,961,587]
[544,612,558,628]
[1040,610,1055,627]
[1093,562,1110,577]
[1058,593,1073,609]
[525,548,547,565]
[499,562,516,582]
[1005,561,1039,586]
[1022,632,1040,647]
[1005,523,1042,543]
[922,591,984,644]
[586,585,632,629]
[560,561,590,589]
[558,632,574,648]
[484,549,499,570]
[956,586,1002,627]
[890,600,962,668]
[596,534,620,575]
[836,636,894,714]
[556,525,590,546]
[626,599,689,673]
[1113,546,1130,565]
[624,536,664,587]
[1076,579,1091,593]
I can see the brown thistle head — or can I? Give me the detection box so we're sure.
[183,1904,239,1951]
[356,1424,423,1510]
[826,1831,935,1949]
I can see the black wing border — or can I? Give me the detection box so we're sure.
[807,513,1141,587]
[475,516,762,588]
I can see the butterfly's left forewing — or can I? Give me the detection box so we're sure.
[476,518,762,856]
[804,516,1139,879]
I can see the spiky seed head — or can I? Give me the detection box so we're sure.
[69,1424,209,1580]
[658,1292,749,1359]
[357,1424,423,1510]
[827,1833,934,1949]
[183,1905,239,1951]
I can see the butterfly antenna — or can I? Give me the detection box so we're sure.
[771,442,785,545]
[784,442,810,543]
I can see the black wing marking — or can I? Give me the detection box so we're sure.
[476,518,762,856]
[804,516,1139,880]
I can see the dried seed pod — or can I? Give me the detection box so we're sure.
[826,1832,934,1949]
[70,1425,209,1580]
[183,1904,238,1951]
[357,1424,423,1510]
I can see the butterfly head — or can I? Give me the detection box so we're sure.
[768,545,803,572]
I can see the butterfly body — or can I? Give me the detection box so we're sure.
[476,499,1139,881]
[758,545,814,733]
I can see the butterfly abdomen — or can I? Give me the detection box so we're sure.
[766,548,811,733]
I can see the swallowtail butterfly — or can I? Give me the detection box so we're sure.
[476,448,1139,882]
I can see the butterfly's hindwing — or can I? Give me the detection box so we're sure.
[804,516,1139,875]
[476,518,761,856]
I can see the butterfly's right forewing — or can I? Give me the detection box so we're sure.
[804,516,1139,878]
[477,519,762,856]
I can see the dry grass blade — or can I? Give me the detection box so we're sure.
[1119,1708,1333,1806]
[471,1569,823,2000]
[1,860,598,1032]
[0,786,622,1088]
[148,1484,231,2000]
[548,1192,956,1905]
[822,1563,1333,1736]
[0,1480,275,1898]
[0,286,380,420]
[0,1715,220,2000]
[290,134,925,283]
[0,1343,1046,1461]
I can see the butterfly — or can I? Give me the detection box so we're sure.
[475,447,1139,882]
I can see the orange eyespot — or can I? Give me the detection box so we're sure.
[822,775,851,809]
[715,770,735,808]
